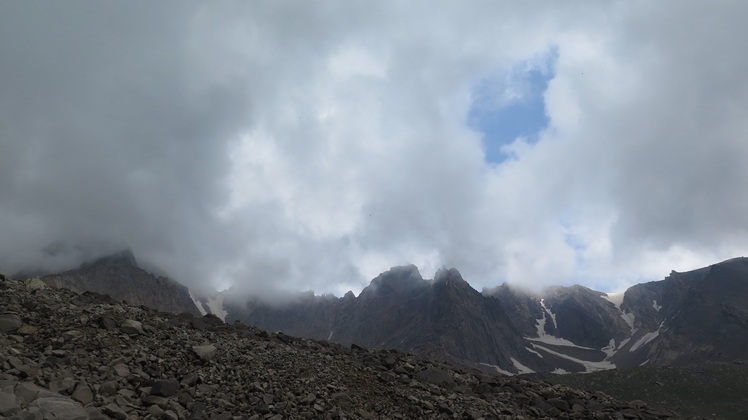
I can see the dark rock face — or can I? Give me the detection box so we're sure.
[541,285,632,349]
[37,249,201,316]
[227,266,545,374]
[229,258,748,376]
[0,271,680,419]
[617,257,748,368]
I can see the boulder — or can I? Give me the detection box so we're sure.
[0,313,22,333]
[192,344,217,361]
[120,319,144,335]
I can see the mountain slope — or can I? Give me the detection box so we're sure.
[550,361,748,420]
[615,257,748,367]
[37,249,201,316]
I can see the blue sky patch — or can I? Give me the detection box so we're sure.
[468,49,558,165]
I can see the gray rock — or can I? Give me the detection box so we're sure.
[151,379,180,397]
[120,319,144,335]
[99,317,118,331]
[86,407,108,420]
[144,395,169,407]
[112,363,130,377]
[102,402,128,420]
[629,399,648,409]
[0,390,19,416]
[24,278,46,290]
[148,403,165,416]
[180,372,199,387]
[48,376,76,394]
[0,314,22,333]
[114,394,131,409]
[99,381,118,396]
[72,379,93,405]
[29,395,88,419]
[14,382,40,405]
[302,393,316,404]
[192,344,217,361]
[415,369,456,389]
[331,392,353,403]
[16,324,38,335]
[163,409,180,420]
[547,397,570,411]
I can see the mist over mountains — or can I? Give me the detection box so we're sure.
[17,249,748,378]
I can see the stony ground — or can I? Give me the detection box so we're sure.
[0,274,685,419]
[550,362,748,420]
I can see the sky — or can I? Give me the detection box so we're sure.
[2,1,748,299]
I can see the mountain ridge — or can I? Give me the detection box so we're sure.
[226,257,748,375]
[26,249,203,317]
[13,248,748,376]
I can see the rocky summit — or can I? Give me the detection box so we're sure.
[0,273,683,419]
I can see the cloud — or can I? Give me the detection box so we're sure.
[1,1,747,299]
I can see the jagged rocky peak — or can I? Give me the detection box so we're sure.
[482,282,529,297]
[361,264,426,296]
[433,267,468,287]
[543,283,601,299]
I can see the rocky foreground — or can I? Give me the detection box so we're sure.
[0,274,683,419]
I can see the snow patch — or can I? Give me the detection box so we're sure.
[629,331,658,352]
[479,363,513,376]
[629,321,664,352]
[190,291,207,316]
[652,300,662,312]
[639,359,650,366]
[511,358,535,374]
[530,343,616,372]
[525,299,596,350]
[189,291,228,321]
[540,298,557,329]
[621,311,636,332]
[618,337,631,350]
[528,298,595,350]
[551,368,569,374]
[526,347,544,358]
[328,330,334,341]
[601,338,617,358]
[526,334,596,350]
[535,303,548,336]
[603,291,637,339]
[204,294,228,321]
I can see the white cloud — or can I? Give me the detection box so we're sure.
[1,1,747,299]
